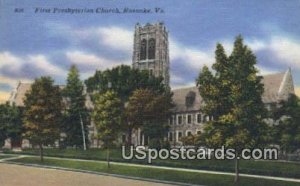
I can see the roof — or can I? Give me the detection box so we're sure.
[261,72,285,103]
[171,71,292,112]
[9,83,93,109]
[10,83,31,107]
[172,86,202,113]
[9,70,293,112]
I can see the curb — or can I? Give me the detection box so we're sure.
[0,161,202,186]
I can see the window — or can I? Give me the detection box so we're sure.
[140,39,147,60]
[187,114,192,124]
[197,114,201,123]
[196,130,201,135]
[148,38,156,59]
[185,91,196,107]
[186,131,192,136]
[177,115,183,125]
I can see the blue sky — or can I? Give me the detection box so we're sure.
[1,0,300,102]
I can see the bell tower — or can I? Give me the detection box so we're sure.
[132,22,170,86]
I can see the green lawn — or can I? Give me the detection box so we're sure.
[8,156,300,186]
[4,148,300,178]
[0,154,14,159]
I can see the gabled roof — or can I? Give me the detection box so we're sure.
[261,72,285,103]
[9,70,294,112]
[171,70,293,113]
[9,83,31,107]
[9,82,93,109]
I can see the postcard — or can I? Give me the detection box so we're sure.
[0,1,300,186]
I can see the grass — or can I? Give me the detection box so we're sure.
[3,148,300,178]
[8,156,300,186]
[0,154,15,159]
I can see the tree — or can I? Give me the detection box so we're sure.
[62,65,89,149]
[92,90,122,168]
[23,77,63,162]
[85,65,166,102]
[272,94,300,159]
[125,89,154,146]
[0,103,22,148]
[143,91,173,148]
[85,65,170,146]
[196,36,266,185]
[125,89,173,148]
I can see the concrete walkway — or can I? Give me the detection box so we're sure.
[1,153,300,184]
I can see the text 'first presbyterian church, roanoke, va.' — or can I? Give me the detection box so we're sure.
[7,22,295,148]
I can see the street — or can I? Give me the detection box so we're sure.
[0,163,172,186]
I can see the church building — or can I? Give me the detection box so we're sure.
[6,22,295,148]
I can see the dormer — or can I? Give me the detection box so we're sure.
[185,91,196,107]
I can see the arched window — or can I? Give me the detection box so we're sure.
[148,38,156,59]
[140,39,147,60]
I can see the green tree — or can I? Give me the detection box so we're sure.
[85,65,170,146]
[125,89,173,148]
[272,94,300,159]
[92,90,122,168]
[196,36,266,185]
[125,89,154,146]
[0,103,22,148]
[23,77,63,162]
[143,91,173,148]
[63,65,89,149]
[85,65,166,102]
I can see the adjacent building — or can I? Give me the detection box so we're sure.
[168,69,294,146]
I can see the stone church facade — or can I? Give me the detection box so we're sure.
[6,22,295,148]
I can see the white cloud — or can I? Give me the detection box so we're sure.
[256,65,278,75]
[0,52,19,66]
[170,37,214,69]
[221,36,300,70]
[97,27,133,52]
[48,23,134,53]
[221,38,266,55]
[269,36,300,69]
[221,40,234,55]
[66,50,130,71]
[247,39,266,51]
[0,51,65,88]
[0,51,22,72]
[28,55,65,76]
[66,51,107,68]
[170,72,195,89]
